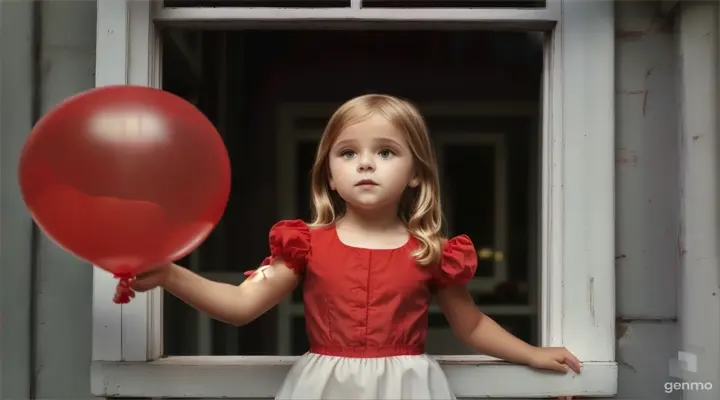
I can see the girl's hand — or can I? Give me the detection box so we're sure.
[528,346,582,374]
[130,263,174,292]
[529,348,579,400]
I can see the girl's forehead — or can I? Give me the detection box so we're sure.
[334,114,407,145]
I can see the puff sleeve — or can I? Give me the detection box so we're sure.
[269,219,311,273]
[244,220,311,278]
[431,235,478,290]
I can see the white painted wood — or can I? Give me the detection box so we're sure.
[91,357,617,398]
[677,3,720,398]
[92,0,129,362]
[539,29,563,349]
[154,7,559,30]
[125,0,163,363]
[555,0,615,361]
[544,0,561,19]
[93,0,163,362]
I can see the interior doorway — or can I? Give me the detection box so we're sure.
[160,29,543,356]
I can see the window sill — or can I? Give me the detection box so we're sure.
[91,356,617,398]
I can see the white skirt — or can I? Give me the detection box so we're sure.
[275,352,456,400]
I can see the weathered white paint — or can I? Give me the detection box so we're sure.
[92,0,163,362]
[614,2,679,319]
[154,5,560,30]
[677,2,720,399]
[613,4,682,398]
[91,0,128,362]
[610,2,684,397]
[91,0,617,397]
[552,0,615,361]
[91,357,616,398]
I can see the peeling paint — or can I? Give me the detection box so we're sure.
[615,13,672,40]
[617,149,639,167]
[616,30,646,39]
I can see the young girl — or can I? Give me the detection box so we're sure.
[131,94,581,399]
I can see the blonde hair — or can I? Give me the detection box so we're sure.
[309,94,445,266]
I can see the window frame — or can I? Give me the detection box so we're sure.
[91,0,617,397]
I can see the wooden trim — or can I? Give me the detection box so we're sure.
[92,358,617,398]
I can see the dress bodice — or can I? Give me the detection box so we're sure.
[250,220,478,358]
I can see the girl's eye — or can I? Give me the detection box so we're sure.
[341,150,355,159]
[378,149,395,158]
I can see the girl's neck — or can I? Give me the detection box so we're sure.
[338,204,404,233]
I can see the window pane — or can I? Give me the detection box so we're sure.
[442,144,495,279]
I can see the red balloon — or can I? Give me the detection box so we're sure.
[19,85,231,303]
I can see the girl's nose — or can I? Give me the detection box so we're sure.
[357,153,375,172]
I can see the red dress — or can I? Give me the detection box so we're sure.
[247,219,478,399]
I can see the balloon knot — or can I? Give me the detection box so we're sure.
[113,272,136,304]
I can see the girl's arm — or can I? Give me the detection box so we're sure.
[146,258,298,326]
[436,285,582,373]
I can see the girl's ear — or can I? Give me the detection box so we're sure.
[329,176,336,190]
[408,167,420,188]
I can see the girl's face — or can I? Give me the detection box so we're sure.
[328,114,419,212]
